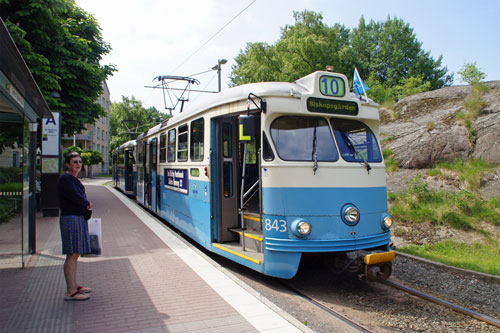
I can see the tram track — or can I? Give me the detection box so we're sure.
[381,279,500,329]
[280,282,373,333]
[116,190,499,332]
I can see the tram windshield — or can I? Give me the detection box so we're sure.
[270,116,338,161]
[331,119,382,163]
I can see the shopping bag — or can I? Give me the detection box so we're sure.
[87,218,102,256]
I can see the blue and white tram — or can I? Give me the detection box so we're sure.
[126,70,395,280]
[112,140,137,196]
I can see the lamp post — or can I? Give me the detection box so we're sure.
[212,59,227,92]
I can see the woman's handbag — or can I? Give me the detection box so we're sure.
[87,218,102,256]
[83,209,92,221]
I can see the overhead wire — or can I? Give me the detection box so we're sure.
[169,0,257,74]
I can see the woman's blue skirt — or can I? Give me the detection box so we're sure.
[59,215,91,254]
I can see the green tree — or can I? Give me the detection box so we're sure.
[230,11,350,85]
[0,0,116,135]
[393,76,432,100]
[230,11,452,95]
[361,16,452,89]
[457,62,486,85]
[110,96,166,152]
[63,145,102,176]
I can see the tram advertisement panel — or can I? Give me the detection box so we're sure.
[164,168,188,194]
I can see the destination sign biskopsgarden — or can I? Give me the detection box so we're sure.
[307,97,359,116]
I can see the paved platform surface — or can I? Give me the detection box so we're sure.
[0,179,309,332]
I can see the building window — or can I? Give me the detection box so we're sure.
[12,151,19,167]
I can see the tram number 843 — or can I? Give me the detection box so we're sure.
[264,219,287,233]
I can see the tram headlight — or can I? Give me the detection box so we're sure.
[291,220,311,237]
[381,214,393,230]
[341,204,360,226]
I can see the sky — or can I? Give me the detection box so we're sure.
[75,0,500,114]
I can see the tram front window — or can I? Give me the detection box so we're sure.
[270,116,338,161]
[331,119,382,163]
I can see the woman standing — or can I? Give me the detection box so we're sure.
[57,152,92,301]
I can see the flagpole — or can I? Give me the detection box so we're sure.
[355,67,369,101]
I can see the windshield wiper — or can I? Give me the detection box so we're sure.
[312,126,318,175]
[340,132,371,174]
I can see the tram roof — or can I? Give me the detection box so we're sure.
[166,71,376,128]
[167,80,307,127]
[137,71,377,139]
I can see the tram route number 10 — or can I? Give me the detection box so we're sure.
[320,75,345,97]
[264,218,287,232]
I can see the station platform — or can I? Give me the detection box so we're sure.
[0,179,310,332]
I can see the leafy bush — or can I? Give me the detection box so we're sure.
[0,197,20,223]
[0,167,22,184]
[457,62,486,85]
[0,182,22,192]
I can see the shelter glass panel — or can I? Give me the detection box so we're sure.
[0,113,25,268]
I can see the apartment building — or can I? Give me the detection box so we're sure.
[62,81,111,176]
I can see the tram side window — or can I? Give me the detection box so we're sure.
[190,118,204,161]
[331,119,382,163]
[262,133,275,161]
[167,129,176,162]
[137,143,143,164]
[126,150,135,164]
[118,151,125,165]
[159,133,167,163]
[223,123,232,157]
[177,124,188,162]
[270,116,338,161]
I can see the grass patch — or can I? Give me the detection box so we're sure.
[382,148,399,173]
[427,159,498,192]
[459,83,488,143]
[388,174,500,230]
[399,240,500,276]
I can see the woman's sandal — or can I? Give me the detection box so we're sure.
[77,285,92,293]
[64,290,90,301]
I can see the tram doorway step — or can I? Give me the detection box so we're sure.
[241,211,262,230]
[229,228,263,253]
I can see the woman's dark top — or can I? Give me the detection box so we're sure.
[57,173,90,216]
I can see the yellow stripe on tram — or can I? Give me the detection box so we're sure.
[235,231,263,242]
[243,214,262,223]
[213,243,261,265]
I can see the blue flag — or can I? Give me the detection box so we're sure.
[353,68,369,97]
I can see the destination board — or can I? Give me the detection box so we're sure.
[307,97,358,116]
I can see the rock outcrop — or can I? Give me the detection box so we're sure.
[380,81,500,169]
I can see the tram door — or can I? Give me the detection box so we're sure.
[125,149,134,192]
[140,141,147,206]
[148,138,158,212]
[216,117,240,242]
